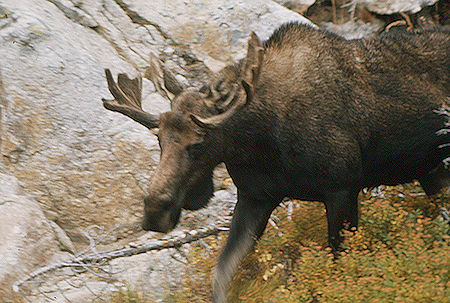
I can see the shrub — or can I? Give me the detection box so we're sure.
[172,184,449,302]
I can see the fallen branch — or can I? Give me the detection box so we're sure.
[13,223,229,292]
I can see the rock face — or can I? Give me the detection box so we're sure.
[0,172,65,293]
[0,0,312,244]
[121,0,314,72]
[0,0,160,243]
[0,0,311,300]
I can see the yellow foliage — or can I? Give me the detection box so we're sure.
[170,184,449,302]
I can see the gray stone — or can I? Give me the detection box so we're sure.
[122,0,314,72]
[48,221,76,253]
[0,172,61,293]
[323,19,384,40]
[354,0,438,14]
[109,248,188,301]
[274,0,317,13]
[0,0,159,242]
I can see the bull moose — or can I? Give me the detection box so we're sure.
[101,22,449,302]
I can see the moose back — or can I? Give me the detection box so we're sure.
[101,23,449,302]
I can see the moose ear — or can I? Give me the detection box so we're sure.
[189,32,264,130]
[240,32,264,103]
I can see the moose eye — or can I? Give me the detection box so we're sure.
[186,143,203,160]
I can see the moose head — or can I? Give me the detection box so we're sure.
[102,33,264,233]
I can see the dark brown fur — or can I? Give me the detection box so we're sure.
[102,23,449,303]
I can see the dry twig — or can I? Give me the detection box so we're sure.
[13,223,229,293]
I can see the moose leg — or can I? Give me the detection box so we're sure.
[212,191,279,303]
[419,163,450,197]
[324,190,359,252]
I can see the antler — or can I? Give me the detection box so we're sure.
[191,32,264,129]
[145,53,185,105]
[102,69,159,129]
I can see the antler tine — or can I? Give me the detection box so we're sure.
[102,69,159,129]
[117,73,142,108]
[209,76,239,112]
[146,54,172,101]
[145,53,185,105]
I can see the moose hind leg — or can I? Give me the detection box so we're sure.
[212,192,279,303]
[324,189,359,252]
[419,163,450,197]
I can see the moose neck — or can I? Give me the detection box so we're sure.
[221,103,279,171]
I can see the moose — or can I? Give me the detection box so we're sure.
[101,23,449,302]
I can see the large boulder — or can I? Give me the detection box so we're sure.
[0,171,66,295]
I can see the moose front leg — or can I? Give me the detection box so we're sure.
[324,189,359,252]
[212,191,280,303]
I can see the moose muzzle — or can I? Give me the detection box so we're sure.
[141,195,182,233]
